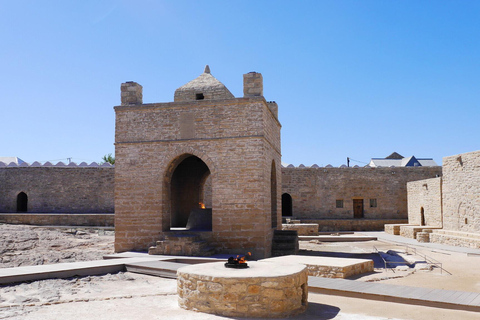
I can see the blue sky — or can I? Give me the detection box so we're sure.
[1,1,479,166]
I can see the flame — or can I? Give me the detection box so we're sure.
[236,252,251,264]
[199,202,206,209]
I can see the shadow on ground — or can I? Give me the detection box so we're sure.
[298,249,386,268]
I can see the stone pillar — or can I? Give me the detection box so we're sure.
[121,81,143,105]
[243,72,263,97]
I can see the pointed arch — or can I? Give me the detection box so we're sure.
[164,153,212,229]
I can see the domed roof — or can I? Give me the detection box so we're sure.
[174,65,234,102]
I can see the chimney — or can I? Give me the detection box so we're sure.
[243,72,263,97]
[121,81,143,105]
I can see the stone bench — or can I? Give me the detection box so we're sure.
[384,224,410,235]
[399,225,441,239]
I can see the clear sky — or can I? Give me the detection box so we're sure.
[1,1,479,166]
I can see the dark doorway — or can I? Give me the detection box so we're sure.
[170,155,210,228]
[420,207,425,226]
[271,161,277,228]
[353,199,364,218]
[17,192,28,212]
[282,193,292,216]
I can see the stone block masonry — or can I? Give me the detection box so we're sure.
[0,166,114,214]
[282,166,441,220]
[177,261,308,318]
[407,177,442,227]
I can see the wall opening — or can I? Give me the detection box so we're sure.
[170,155,211,230]
[17,192,28,212]
[281,193,292,216]
[271,160,277,228]
[195,93,204,100]
[420,207,425,226]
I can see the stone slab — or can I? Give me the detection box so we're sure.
[308,277,480,312]
[261,255,374,279]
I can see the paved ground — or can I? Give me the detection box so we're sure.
[1,225,480,319]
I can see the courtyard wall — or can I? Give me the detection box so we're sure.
[282,166,442,220]
[0,164,114,214]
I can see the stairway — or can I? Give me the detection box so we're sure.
[272,230,299,257]
[148,233,215,257]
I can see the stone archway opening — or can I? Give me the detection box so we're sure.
[420,207,425,226]
[170,155,211,231]
[282,193,293,216]
[17,192,28,212]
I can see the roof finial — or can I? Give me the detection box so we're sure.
[204,65,211,74]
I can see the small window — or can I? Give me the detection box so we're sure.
[370,199,377,208]
[195,93,204,100]
[336,200,343,208]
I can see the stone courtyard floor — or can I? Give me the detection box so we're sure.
[1,224,480,319]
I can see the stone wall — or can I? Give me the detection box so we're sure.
[407,177,442,227]
[282,166,441,220]
[0,213,114,227]
[442,150,480,233]
[0,165,114,213]
[302,219,407,232]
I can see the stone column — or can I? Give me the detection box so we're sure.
[243,72,263,97]
[121,81,143,105]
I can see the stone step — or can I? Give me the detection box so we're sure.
[272,230,299,257]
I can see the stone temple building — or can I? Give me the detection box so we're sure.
[114,66,281,259]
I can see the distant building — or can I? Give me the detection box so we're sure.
[0,157,25,165]
[367,152,438,167]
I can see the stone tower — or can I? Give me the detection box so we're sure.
[114,66,281,259]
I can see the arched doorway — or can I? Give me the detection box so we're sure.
[17,192,28,212]
[282,193,292,216]
[271,160,277,228]
[420,207,425,226]
[170,155,211,229]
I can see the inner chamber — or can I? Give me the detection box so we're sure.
[170,155,211,230]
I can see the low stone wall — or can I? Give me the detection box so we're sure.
[306,260,373,279]
[0,213,114,227]
[384,224,410,235]
[282,223,319,236]
[430,230,480,249]
[399,225,441,239]
[302,219,407,232]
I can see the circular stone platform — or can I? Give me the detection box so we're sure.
[177,261,308,318]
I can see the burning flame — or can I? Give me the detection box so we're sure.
[236,252,251,264]
[199,202,206,209]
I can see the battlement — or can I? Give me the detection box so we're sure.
[0,161,114,168]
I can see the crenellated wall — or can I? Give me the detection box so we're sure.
[282,166,442,220]
[0,162,114,214]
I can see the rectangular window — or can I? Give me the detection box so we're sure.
[336,200,344,208]
[370,199,377,208]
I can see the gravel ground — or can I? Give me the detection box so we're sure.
[0,224,114,268]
